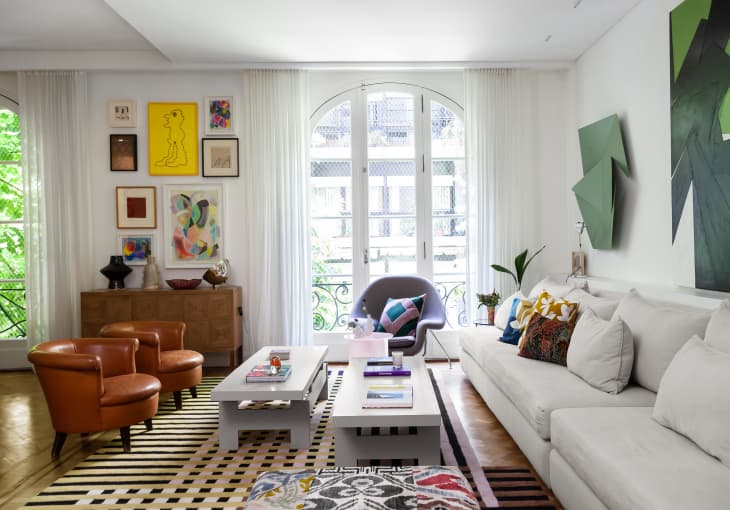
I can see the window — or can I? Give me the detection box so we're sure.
[311,85,466,331]
[0,108,25,338]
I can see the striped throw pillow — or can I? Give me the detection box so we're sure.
[376,294,426,337]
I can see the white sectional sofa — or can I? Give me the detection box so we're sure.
[460,278,730,510]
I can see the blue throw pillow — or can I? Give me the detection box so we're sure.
[499,297,522,345]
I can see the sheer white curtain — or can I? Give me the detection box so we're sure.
[19,71,93,346]
[465,69,539,303]
[240,69,311,356]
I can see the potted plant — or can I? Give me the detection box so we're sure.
[491,246,546,291]
[476,290,500,325]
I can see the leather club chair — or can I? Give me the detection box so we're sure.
[100,321,204,410]
[28,338,161,459]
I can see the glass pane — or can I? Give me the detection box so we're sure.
[368,217,417,278]
[311,218,352,277]
[0,164,23,221]
[431,100,465,159]
[367,92,415,159]
[0,280,26,338]
[311,101,351,160]
[0,224,25,280]
[0,110,21,162]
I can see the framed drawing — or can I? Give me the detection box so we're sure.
[148,102,199,176]
[204,96,234,135]
[163,183,223,268]
[110,134,137,171]
[116,186,157,229]
[108,99,136,128]
[202,138,239,177]
[119,233,155,266]
[571,251,586,277]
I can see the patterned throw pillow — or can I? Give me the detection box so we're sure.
[518,312,575,365]
[499,298,522,344]
[517,291,579,349]
[376,294,426,337]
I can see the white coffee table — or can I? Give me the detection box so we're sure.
[332,356,441,465]
[211,345,328,451]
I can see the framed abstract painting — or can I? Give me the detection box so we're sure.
[202,138,239,177]
[119,233,155,266]
[148,102,199,176]
[204,96,234,135]
[163,183,223,268]
[116,186,157,229]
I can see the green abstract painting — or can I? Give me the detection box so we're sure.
[671,0,730,291]
[573,114,628,250]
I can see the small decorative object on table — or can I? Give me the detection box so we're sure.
[100,255,132,289]
[166,278,202,290]
[142,245,162,290]
[269,355,282,374]
[203,258,230,289]
[476,290,501,325]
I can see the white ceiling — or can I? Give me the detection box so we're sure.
[0,0,643,68]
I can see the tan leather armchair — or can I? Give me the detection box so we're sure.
[28,338,161,459]
[100,321,204,409]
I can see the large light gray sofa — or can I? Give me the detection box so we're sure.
[460,279,730,510]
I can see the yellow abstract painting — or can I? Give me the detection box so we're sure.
[148,102,198,176]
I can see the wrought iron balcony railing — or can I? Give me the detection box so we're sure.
[0,280,26,338]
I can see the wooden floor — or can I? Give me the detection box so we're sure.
[0,361,557,509]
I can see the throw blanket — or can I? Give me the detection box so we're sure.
[245,466,479,509]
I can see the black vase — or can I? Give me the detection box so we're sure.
[100,255,132,289]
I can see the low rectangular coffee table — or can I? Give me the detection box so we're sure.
[211,345,328,451]
[332,356,441,465]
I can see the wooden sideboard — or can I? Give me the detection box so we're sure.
[80,286,243,367]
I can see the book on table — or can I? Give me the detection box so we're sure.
[363,365,411,377]
[366,356,393,366]
[245,364,292,383]
[363,383,413,408]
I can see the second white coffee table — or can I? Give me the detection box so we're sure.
[332,356,441,465]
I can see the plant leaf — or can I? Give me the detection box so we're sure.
[522,245,546,277]
[491,263,517,287]
[514,249,528,285]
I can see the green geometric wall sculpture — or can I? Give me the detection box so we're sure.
[573,114,629,250]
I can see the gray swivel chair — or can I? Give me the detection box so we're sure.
[348,275,448,362]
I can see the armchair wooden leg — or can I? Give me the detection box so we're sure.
[51,432,67,459]
[190,386,198,398]
[120,426,131,452]
[144,418,153,431]
[173,391,182,410]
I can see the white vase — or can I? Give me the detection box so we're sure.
[142,256,162,290]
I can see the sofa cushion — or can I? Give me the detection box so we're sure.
[704,300,730,354]
[552,407,730,510]
[567,308,634,394]
[653,336,730,468]
[518,313,573,365]
[494,291,523,330]
[498,297,522,344]
[376,294,425,337]
[527,277,576,299]
[482,353,655,440]
[459,326,518,368]
[564,287,620,321]
[611,289,710,392]
[518,291,579,349]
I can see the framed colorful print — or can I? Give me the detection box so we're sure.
[108,99,136,128]
[163,184,223,268]
[148,102,199,176]
[119,233,155,266]
[202,138,239,177]
[204,96,234,135]
[110,134,137,171]
[116,186,157,229]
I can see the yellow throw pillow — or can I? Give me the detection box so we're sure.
[517,291,579,349]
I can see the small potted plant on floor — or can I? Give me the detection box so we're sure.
[476,290,501,325]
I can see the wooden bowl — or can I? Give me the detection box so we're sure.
[166,278,202,290]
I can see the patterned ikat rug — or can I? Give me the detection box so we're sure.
[24,370,556,509]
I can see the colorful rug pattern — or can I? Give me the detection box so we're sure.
[24,370,556,509]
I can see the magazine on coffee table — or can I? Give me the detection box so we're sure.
[362,383,413,408]
[245,364,292,383]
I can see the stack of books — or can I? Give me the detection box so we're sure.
[363,384,413,408]
[363,357,411,377]
[245,364,292,383]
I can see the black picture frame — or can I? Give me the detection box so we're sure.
[110,134,138,172]
[201,137,239,177]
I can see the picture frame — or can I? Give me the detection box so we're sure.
[107,99,136,128]
[110,134,138,171]
[119,233,155,266]
[163,183,223,268]
[116,186,157,229]
[204,96,234,135]
[148,102,199,176]
[202,138,239,177]
[571,251,586,277]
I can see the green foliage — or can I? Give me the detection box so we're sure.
[491,246,545,291]
[476,290,500,308]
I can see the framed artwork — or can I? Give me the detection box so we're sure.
[204,96,234,135]
[163,183,223,268]
[116,186,157,229]
[107,99,136,128]
[571,251,586,277]
[110,134,137,171]
[119,233,155,266]
[148,102,199,176]
[202,138,239,177]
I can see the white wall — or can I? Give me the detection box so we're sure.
[575,0,684,286]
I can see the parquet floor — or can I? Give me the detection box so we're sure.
[0,361,545,509]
